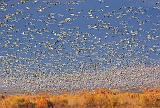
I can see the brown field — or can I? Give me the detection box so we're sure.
[0,88,160,108]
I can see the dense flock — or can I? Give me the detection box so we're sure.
[0,0,160,93]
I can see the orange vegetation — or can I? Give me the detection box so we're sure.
[0,88,160,108]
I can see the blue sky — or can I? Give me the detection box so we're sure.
[0,0,160,73]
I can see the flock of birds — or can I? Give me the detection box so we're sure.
[0,0,160,93]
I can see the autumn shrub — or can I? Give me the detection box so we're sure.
[84,94,97,108]
[35,97,48,108]
[0,96,35,108]
[109,96,120,107]
[94,94,111,108]
[1,88,160,108]
[50,96,69,108]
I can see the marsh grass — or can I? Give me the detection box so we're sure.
[0,88,160,108]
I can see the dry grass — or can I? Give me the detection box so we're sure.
[0,88,160,108]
